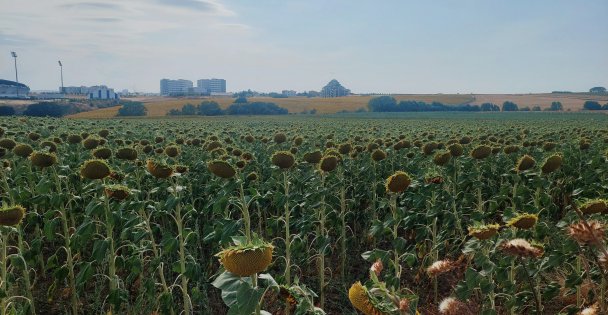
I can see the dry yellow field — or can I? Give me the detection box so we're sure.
[67,93,608,118]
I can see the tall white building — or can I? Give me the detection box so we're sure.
[88,86,119,100]
[197,78,226,93]
[160,79,193,95]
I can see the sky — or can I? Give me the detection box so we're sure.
[1,0,607,94]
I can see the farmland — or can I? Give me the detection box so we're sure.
[0,112,608,315]
[66,93,608,118]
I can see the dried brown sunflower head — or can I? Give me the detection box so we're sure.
[500,238,543,258]
[567,220,605,245]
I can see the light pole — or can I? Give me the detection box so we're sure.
[10,52,18,83]
[58,60,64,94]
[11,51,19,97]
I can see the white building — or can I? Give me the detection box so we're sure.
[197,78,226,93]
[282,90,297,97]
[160,79,193,95]
[88,86,119,100]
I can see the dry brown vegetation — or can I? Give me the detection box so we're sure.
[66,93,608,118]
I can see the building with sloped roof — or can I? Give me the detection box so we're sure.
[320,79,350,98]
[0,79,30,98]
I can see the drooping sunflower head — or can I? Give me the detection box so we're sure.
[371,149,387,162]
[516,155,536,172]
[567,220,604,246]
[470,145,492,160]
[13,143,33,158]
[164,145,180,158]
[385,171,411,194]
[80,159,111,180]
[146,159,174,179]
[500,238,543,258]
[273,133,287,144]
[92,147,112,160]
[506,213,538,229]
[319,155,338,173]
[116,147,138,161]
[207,160,236,179]
[579,199,608,215]
[348,282,389,315]
[338,143,352,155]
[104,184,131,201]
[271,151,295,169]
[30,151,57,168]
[468,224,500,240]
[541,154,563,174]
[0,205,26,226]
[304,150,322,164]
[67,134,82,144]
[217,242,274,277]
[433,150,452,166]
[447,143,463,157]
[82,137,100,150]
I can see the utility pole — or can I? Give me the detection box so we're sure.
[11,52,18,97]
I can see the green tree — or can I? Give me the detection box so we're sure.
[368,96,397,112]
[549,101,563,111]
[583,101,602,110]
[480,103,499,111]
[234,96,248,104]
[198,101,223,116]
[181,104,197,115]
[502,101,519,112]
[117,101,147,116]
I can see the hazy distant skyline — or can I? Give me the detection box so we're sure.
[1,0,607,94]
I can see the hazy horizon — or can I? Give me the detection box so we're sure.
[1,0,607,94]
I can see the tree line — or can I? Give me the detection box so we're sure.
[367,96,607,113]
[168,98,288,116]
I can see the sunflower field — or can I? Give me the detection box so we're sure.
[0,112,607,315]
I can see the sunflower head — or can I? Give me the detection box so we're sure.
[506,213,538,229]
[271,151,295,169]
[385,171,411,194]
[80,159,111,180]
[470,145,492,160]
[516,155,536,172]
[0,205,26,226]
[67,134,82,144]
[273,133,287,144]
[371,149,387,162]
[447,143,463,157]
[13,143,33,158]
[579,199,608,215]
[104,185,131,201]
[0,139,16,150]
[567,220,604,245]
[500,238,543,258]
[348,282,389,315]
[207,160,236,179]
[541,154,563,174]
[116,147,138,161]
[146,159,174,179]
[82,137,100,150]
[319,155,338,173]
[30,151,57,168]
[338,143,352,155]
[468,224,500,240]
[217,242,274,277]
[433,150,451,166]
[164,145,180,158]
